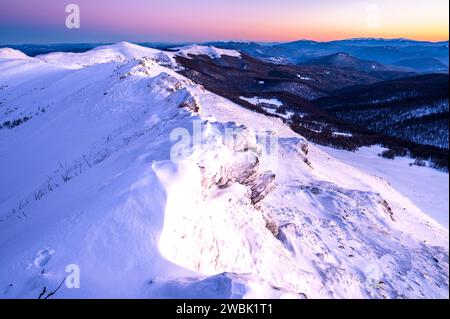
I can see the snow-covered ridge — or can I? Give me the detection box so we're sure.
[0,48,32,61]
[1,42,241,70]
[0,43,448,299]
[33,42,178,70]
[174,44,241,59]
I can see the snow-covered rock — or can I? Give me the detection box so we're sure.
[0,43,447,299]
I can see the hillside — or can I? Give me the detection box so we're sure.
[301,52,412,74]
[315,74,449,149]
[174,50,447,169]
[392,58,449,74]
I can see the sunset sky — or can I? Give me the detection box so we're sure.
[0,0,448,44]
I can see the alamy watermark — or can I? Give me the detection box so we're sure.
[169,120,280,168]
[65,4,81,29]
[65,263,80,288]
[365,3,382,29]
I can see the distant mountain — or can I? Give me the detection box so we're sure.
[300,52,409,73]
[315,74,449,149]
[392,57,448,73]
[0,42,188,57]
[348,44,449,66]
[327,38,447,47]
[210,38,449,73]
[3,38,448,73]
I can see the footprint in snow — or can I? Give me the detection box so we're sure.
[34,248,55,268]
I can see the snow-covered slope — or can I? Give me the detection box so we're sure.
[0,43,448,299]
[0,48,32,61]
[33,42,241,70]
[319,145,449,229]
[34,42,178,70]
[174,44,241,59]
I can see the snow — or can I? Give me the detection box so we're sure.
[297,74,312,81]
[318,145,449,229]
[239,96,283,108]
[266,57,285,64]
[0,43,448,299]
[332,131,353,137]
[0,48,32,61]
[174,44,241,59]
[35,42,178,70]
[260,107,294,120]
[238,96,290,119]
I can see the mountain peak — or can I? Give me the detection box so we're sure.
[0,47,31,60]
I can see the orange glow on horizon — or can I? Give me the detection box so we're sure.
[0,0,448,44]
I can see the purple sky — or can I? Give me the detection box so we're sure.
[0,0,448,44]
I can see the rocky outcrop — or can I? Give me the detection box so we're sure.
[197,122,277,207]
[279,137,311,166]
[379,199,395,222]
[178,92,200,113]
[248,172,276,206]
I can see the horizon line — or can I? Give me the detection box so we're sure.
[1,36,449,47]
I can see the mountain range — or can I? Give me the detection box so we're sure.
[208,38,449,73]
[3,38,449,74]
